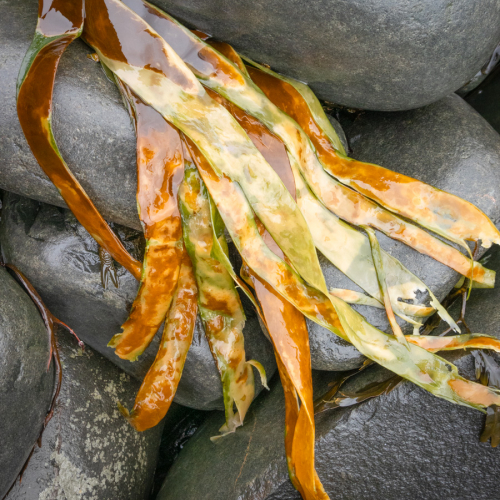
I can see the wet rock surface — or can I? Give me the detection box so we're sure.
[152,0,500,111]
[157,251,500,500]
[0,192,276,410]
[0,266,54,499]
[308,93,500,371]
[4,334,163,500]
[0,0,140,230]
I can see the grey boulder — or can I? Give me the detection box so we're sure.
[5,334,163,500]
[0,192,276,411]
[152,0,500,111]
[309,93,500,371]
[157,247,500,500]
[0,266,54,499]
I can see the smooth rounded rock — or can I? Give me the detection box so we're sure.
[308,93,500,371]
[0,266,54,498]
[152,0,500,111]
[157,244,500,499]
[0,192,276,410]
[5,334,163,500]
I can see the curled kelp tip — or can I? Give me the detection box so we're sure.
[247,360,269,390]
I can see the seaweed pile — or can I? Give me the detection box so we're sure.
[15,0,500,498]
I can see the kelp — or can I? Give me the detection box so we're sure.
[179,155,259,437]
[98,246,119,289]
[108,82,185,361]
[119,0,494,286]
[118,252,198,431]
[16,0,141,280]
[244,62,500,252]
[18,2,500,499]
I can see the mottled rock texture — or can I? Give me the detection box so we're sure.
[5,334,162,500]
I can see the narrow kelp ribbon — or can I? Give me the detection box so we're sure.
[179,153,262,437]
[121,0,498,283]
[16,0,141,280]
[108,82,185,361]
[244,62,500,250]
[84,0,325,296]
[118,251,198,431]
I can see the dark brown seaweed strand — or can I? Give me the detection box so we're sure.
[17,0,141,280]
[474,350,500,447]
[0,261,83,497]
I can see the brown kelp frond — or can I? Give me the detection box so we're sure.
[108,82,184,361]
[408,334,500,354]
[84,0,324,294]
[16,0,141,280]
[244,61,500,251]
[118,252,198,432]
[179,155,256,437]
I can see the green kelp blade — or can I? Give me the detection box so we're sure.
[83,0,325,294]
[188,140,500,414]
[16,0,141,280]
[179,155,260,437]
[244,61,500,252]
[121,0,496,283]
[108,81,184,361]
[289,152,459,331]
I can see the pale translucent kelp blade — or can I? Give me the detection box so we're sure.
[179,155,256,436]
[16,0,141,280]
[84,0,324,293]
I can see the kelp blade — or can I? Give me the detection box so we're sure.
[17,0,141,280]
[109,84,184,360]
[179,153,256,436]
[245,62,500,250]
[119,252,197,431]
[84,0,325,294]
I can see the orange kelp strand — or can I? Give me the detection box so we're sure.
[16,0,141,280]
[118,252,197,432]
[109,84,184,361]
[246,66,500,250]
[246,67,494,286]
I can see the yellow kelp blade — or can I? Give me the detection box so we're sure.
[179,152,259,437]
[244,61,500,251]
[108,83,184,361]
[118,251,198,431]
[121,0,495,285]
[407,334,500,353]
[16,0,141,279]
[83,0,324,294]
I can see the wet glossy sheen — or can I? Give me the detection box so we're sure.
[17,0,141,279]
